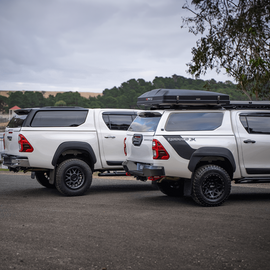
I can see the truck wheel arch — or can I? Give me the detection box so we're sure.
[52,141,97,170]
[188,147,236,174]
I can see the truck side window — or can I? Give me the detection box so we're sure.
[240,114,270,134]
[31,111,88,127]
[239,116,249,132]
[165,112,224,131]
[102,114,136,130]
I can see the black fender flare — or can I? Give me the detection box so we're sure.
[188,147,236,173]
[52,141,97,167]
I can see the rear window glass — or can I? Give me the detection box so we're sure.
[7,114,27,128]
[166,112,224,131]
[31,111,88,127]
[128,114,161,132]
[102,114,137,130]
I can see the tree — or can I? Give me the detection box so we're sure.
[23,91,46,107]
[182,0,270,100]
[7,91,25,108]
[55,100,66,106]
[0,95,7,113]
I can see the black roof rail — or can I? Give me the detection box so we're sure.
[223,101,270,110]
[43,106,86,109]
[148,101,270,111]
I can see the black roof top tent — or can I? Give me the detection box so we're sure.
[137,89,230,108]
[137,89,270,110]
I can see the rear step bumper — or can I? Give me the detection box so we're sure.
[123,160,165,177]
[2,154,30,168]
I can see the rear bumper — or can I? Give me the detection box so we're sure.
[2,154,30,168]
[123,160,165,177]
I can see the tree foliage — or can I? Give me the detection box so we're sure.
[182,0,270,100]
[0,75,250,113]
[0,95,7,113]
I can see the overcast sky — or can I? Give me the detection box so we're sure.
[0,0,231,93]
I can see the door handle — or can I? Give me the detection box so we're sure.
[244,139,256,144]
[104,136,116,139]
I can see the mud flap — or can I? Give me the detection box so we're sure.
[49,169,55,185]
[184,179,192,197]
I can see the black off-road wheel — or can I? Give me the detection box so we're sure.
[156,179,184,197]
[192,165,231,207]
[35,171,55,189]
[55,159,92,196]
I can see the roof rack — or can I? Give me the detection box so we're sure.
[223,101,270,110]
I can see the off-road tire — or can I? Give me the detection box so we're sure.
[55,159,92,196]
[192,165,231,207]
[157,179,184,197]
[35,171,55,189]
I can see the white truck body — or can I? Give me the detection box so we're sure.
[2,107,139,196]
[123,89,270,206]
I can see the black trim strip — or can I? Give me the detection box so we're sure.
[246,168,270,174]
[107,161,123,166]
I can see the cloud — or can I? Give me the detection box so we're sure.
[0,0,231,93]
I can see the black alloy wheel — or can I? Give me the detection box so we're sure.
[192,165,231,207]
[55,159,92,196]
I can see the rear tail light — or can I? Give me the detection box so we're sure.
[152,139,169,160]
[124,137,127,156]
[18,134,34,152]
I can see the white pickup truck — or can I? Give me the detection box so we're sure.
[2,107,138,196]
[123,89,270,206]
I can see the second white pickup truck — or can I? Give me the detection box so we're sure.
[2,107,139,196]
[123,89,270,206]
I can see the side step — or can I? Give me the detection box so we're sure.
[235,177,270,184]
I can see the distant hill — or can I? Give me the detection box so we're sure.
[0,75,252,115]
[0,90,102,98]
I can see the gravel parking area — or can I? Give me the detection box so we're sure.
[0,171,270,270]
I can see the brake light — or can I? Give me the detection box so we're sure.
[124,137,127,156]
[152,139,169,160]
[18,134,34,152]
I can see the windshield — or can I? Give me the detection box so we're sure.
[128,114,161,132]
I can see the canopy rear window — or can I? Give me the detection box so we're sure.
[7,114,28,128]
[128,112,162,132]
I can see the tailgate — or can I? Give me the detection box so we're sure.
[125,110,163,163]
[126,132,155,164]
[4,111,29,155]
